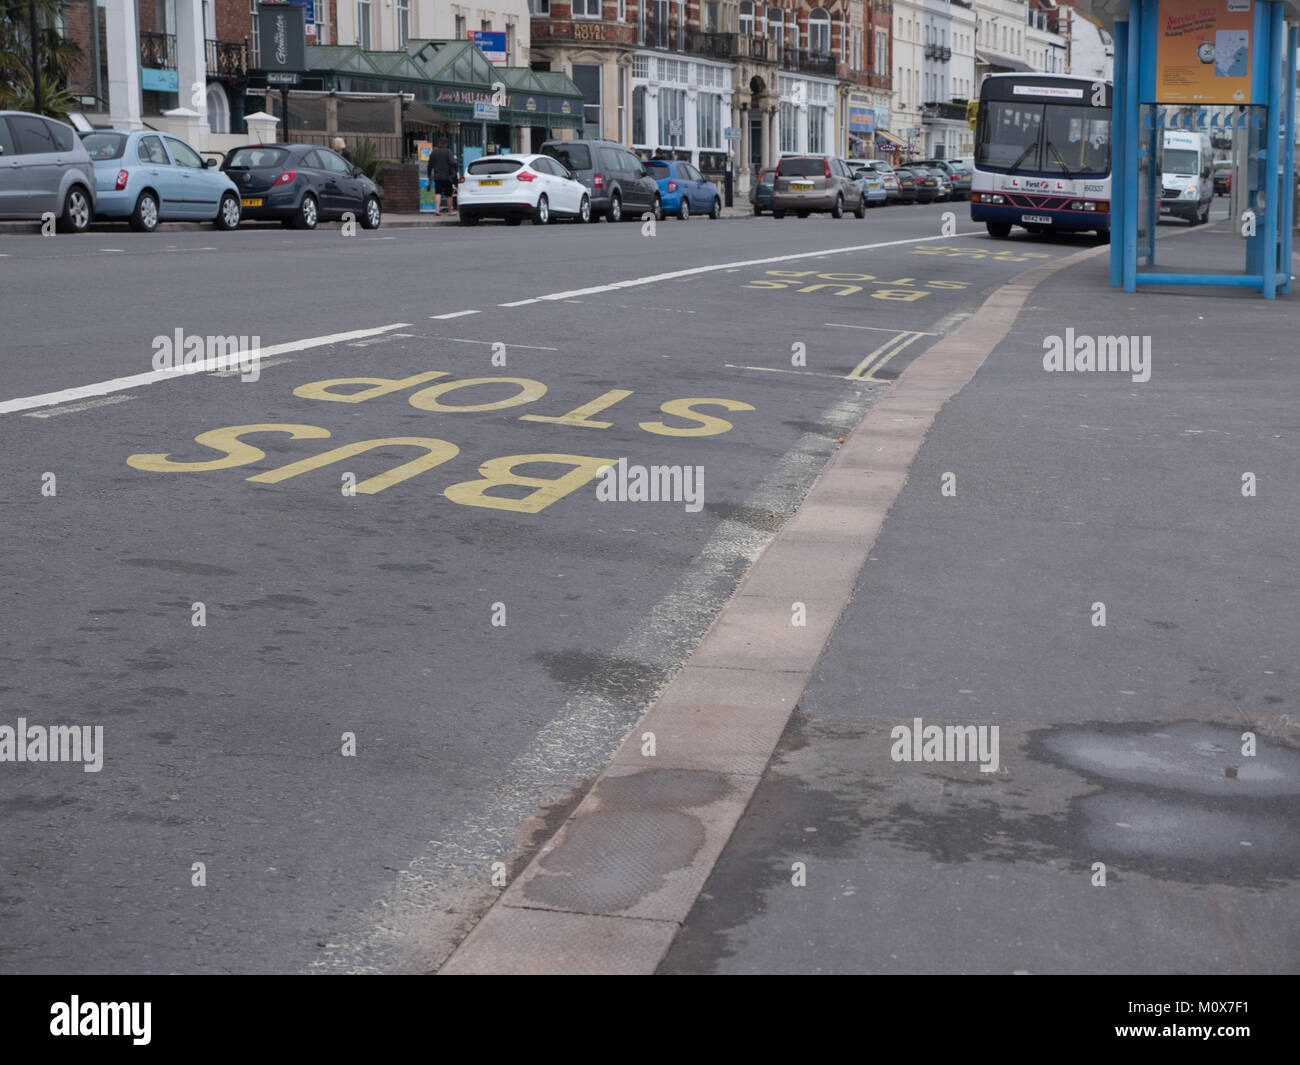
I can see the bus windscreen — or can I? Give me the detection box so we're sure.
[976,102,1110,176]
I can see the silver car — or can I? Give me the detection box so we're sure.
[771,154,866,219]
[0,110,95,232]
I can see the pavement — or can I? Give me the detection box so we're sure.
[3,200,1296,976]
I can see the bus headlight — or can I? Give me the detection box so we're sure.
[1068,200,1099,211]
[974,193,1005,204]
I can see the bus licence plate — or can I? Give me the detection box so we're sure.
[1021,214,1051,225]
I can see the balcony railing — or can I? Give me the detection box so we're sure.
[140,31,176,71]
[780,49,837,76]
[206,39,247,79]
[681,30,775,62]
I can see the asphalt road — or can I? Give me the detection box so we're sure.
[3,202,1104,973]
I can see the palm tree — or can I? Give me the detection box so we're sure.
[0,0,84,119]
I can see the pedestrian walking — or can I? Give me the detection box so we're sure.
[332,137,356,167]
[426,136,458,215]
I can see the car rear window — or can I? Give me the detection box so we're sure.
[778,157,826,177]
[543,144,591,171]
[81,132,127,160]
[469,158,523,174]
[646,161,671,177]
[225,147,288,169]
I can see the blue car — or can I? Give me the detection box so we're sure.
[852,167,888,207]
[645,159,722,220]
[79,129,242,232]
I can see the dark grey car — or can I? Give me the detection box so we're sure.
[0,110,96,232]
[540,138,661,222]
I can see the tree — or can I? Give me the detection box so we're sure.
[0,0,83,119]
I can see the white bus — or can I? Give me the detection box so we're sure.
[971,73,1112,241]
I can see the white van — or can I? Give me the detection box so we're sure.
[1160,130,1214,224]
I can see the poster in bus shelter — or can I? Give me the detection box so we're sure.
[1156,0,1253,104]
[417,141,436,212]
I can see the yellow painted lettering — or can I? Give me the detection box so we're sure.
[248,437,460,494]
[816,273,875,282]
[519,389,634,428]
[444,453,614,514]
[126,423,330,473]
[409,376,547,412]
[871,289,929,301]
[639,397,756,437]
[293,371,449,403]
[798,283,863,295]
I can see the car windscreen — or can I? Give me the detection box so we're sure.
[543,144,591,171]
[1163,148,1199,176]
[646,162,671,178]
[947,162,971,173]
[778,158,825,177]
[81,132,127,160]
[225,147,289,170]
[469,159,523,174]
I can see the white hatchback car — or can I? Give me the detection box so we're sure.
[458,153,592,226]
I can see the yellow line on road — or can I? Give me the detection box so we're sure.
[847,330,926,380]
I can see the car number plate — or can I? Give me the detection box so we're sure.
[241,198,262,207]
[1021,214,1051,225]
[479,179,502,187]
[791,181,813,190]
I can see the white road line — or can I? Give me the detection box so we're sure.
[827,322,938,335]
[493,231,979,307]
[0,323,411,415]
[209,356,295,377]
[429,310,480,320]
[725,363,879,381]
[22,395,137,418]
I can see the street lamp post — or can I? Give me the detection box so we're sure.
[29,0,42,115]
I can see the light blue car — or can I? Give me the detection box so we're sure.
[79,129,242,232]
[853,167,888,206]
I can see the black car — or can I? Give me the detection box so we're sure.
[220,143,382,229]
[893,167,920,204]
[539,138,661,222]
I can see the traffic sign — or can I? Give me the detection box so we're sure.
[724,127,742,141]
[669,119,683,135]
[474,101,500,120]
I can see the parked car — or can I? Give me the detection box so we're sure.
[915,158,972,200]
[857,160,901,203]
[540,138,661,222]
[646,158,721,220]
[854,167,887,207]
[771,154,866,219]
[906,166,943,203]
[893,167,919,203]
[913,166,950,201]
[1212,165,1232,196]
[0,110,95,232]
[749,167,775,214]
[457,153,591,225]
[80,129,240,232]
[220,143,381,229]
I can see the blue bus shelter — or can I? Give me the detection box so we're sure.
[1079,0,1299,297]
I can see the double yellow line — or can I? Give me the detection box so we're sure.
[847,330,927,381]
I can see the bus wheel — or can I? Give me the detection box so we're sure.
[1094,228,1110,243]
[985,221,1012,238]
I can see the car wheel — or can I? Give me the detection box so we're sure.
[709,197,721,220]
[607,193,622,223]
[853,195,866,219]
[57,185,91,234]
[1198,202,1210,225]
[505,216,523,226]
[985,221,1012,238]
[292,193,318,230]
[577,195,591,223]
[534,194,550,225]
[459,213,479,226]
[678,198,690,221]
[753,203,763,216]
[652,195,663,222]
[215,192,241,231]
[129,190,159,233]
[361,195,381,230]
[773,210,786,219]
[797,211,809,219]
[830,195,844,219]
